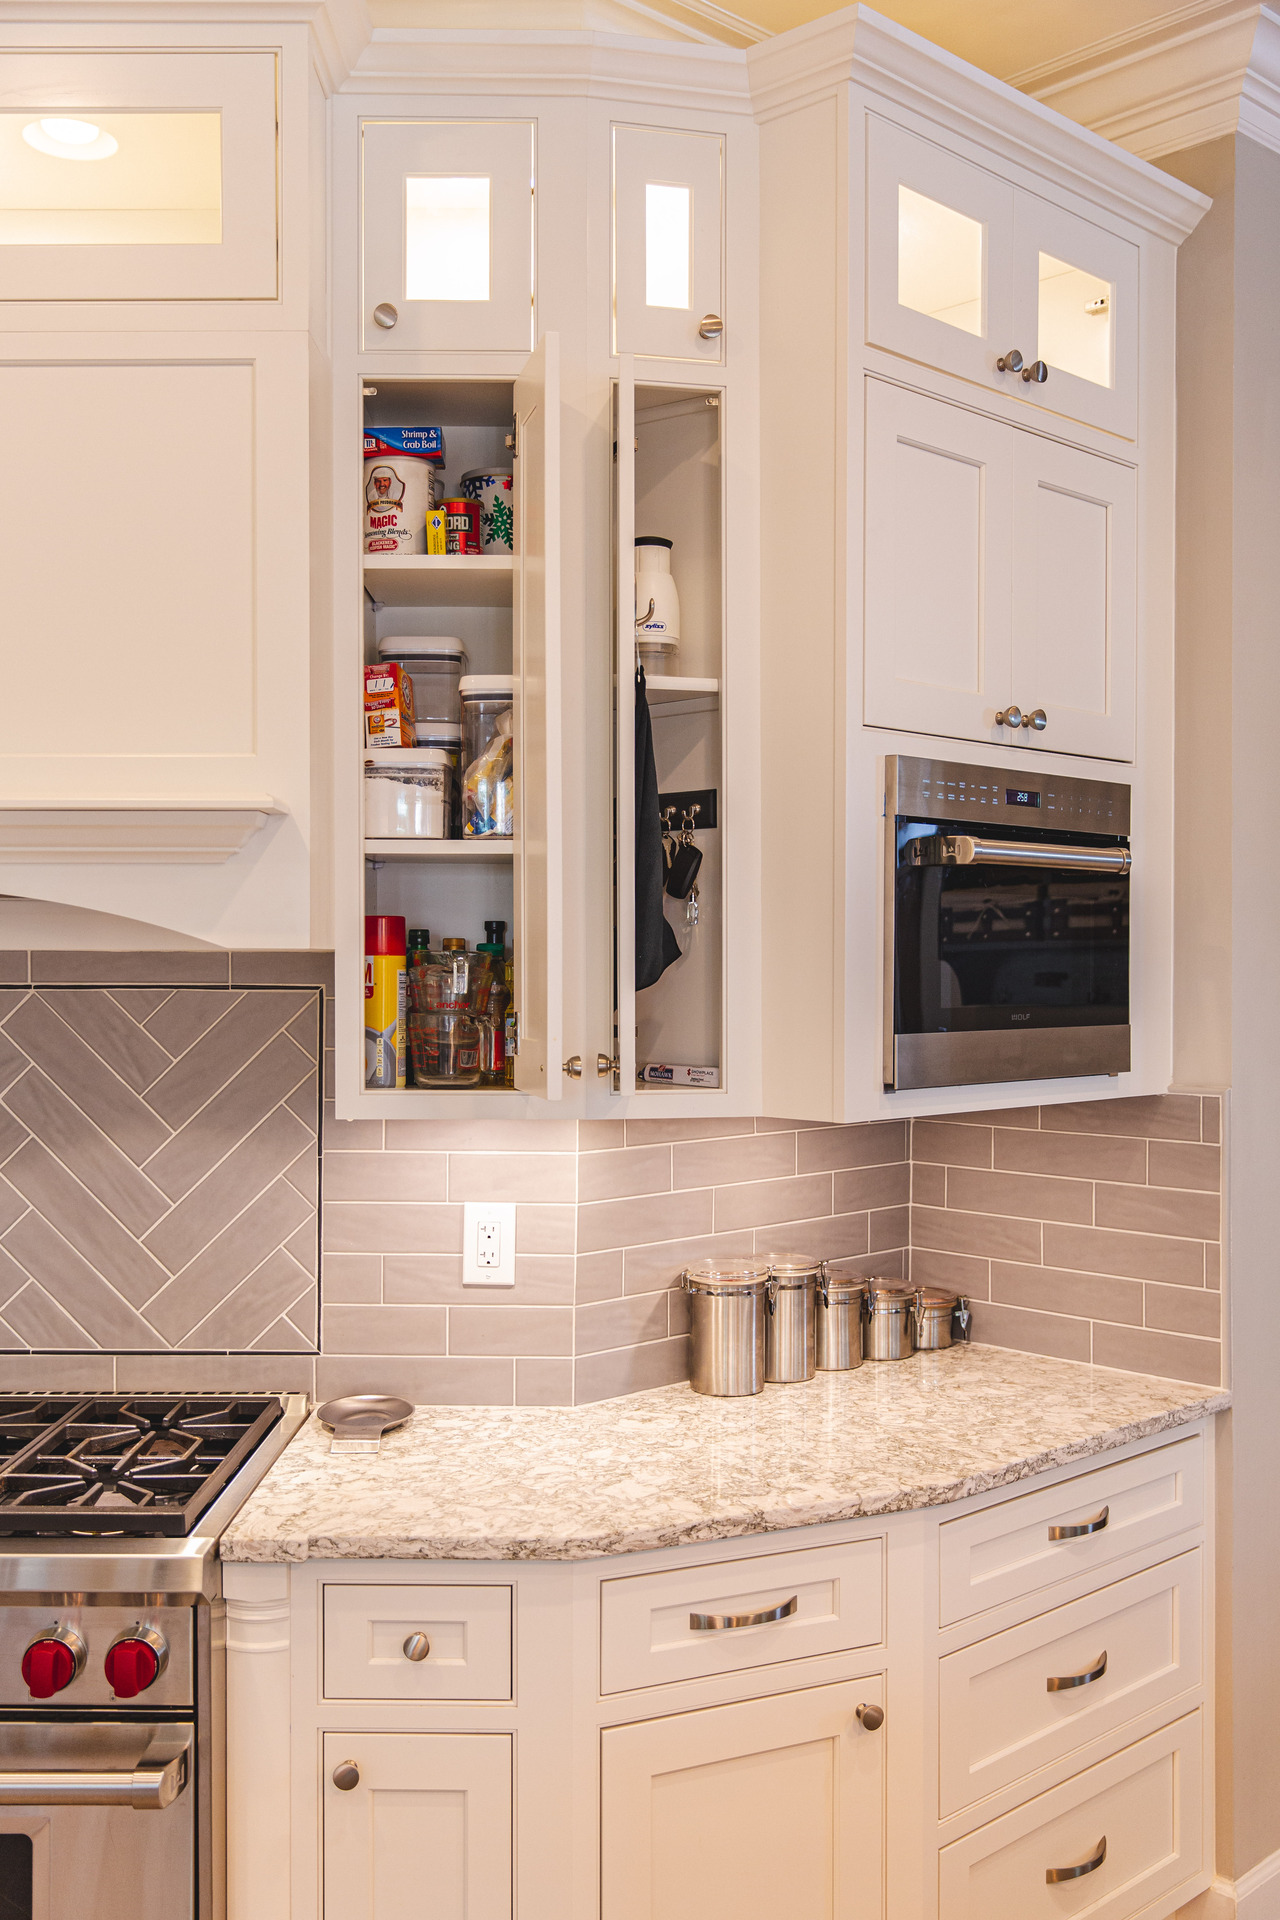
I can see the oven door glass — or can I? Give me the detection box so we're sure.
[894,826,1129,1039]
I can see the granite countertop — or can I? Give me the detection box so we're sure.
[220,1344,1229,1564]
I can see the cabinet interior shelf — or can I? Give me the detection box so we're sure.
[363,555,514,607]
[644,676,720,706]
[364,837,517,865]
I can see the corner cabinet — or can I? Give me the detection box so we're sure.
[223,1422,1216,1920]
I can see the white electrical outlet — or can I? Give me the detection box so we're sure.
[462,1202,517,1287]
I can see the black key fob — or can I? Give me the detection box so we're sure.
[665,838,703,899]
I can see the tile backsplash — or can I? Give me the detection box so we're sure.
[0,953,1223,1401]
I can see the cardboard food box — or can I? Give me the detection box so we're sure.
[363,663,417,747]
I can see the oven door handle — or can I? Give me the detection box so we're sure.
[0,1726,191,1811]
[932,835,1131,875]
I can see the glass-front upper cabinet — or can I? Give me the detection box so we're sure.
[360,119,535,353]
[866,115,1138,439]
[0,52,278,302]
[613,125,724,364]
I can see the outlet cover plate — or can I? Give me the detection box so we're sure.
[463,1201,517,1287]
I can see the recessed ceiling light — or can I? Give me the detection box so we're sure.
[22,117,119,161]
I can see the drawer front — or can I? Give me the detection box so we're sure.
[600,1539,883,1694]
[939,1551,1203,1816]
[939,1711,1203,1920]
[323,1584,512,1701]
[939,1436,1203,1626]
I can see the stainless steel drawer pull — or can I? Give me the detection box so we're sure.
[1047,1650,1108,1691]
[0,1733,190,1812]
[689,1595,798,1632]
[1046,1835,1106,1884]
[1048,1505,1110,1541]
[403,1632,431,1662]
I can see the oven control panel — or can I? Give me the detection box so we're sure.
[888,753,1131,836]
[1,1603,192,1707]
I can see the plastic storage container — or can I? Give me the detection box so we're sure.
[763,1258,821,1383]
[682,1260,770,1397]
[460,676,514,838]
[377,637,468,734]
[816,1272,868,1371]
[363,748,451,839]
[415,722,463,837]
[635,536,680,671]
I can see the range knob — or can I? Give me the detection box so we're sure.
[104,1626,168,1699]
[22,1625,87,1699]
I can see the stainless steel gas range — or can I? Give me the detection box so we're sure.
[0,1392,308,1920]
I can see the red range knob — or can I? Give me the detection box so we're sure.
[22,1634,82,1699]
[104,1635,162,1698]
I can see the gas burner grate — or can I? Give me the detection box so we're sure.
[0,1396,284,1536]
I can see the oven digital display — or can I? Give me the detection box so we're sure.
[1005,788,1041,808]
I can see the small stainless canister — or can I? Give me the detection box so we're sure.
[865,1281,918,1362]
[762,1259,821,1384]
[682,1260,770,1397]
[816,1271,869,1371]
[913,1286,972,1351]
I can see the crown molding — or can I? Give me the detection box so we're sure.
[1010,2,1280,163]
[746,5,1209,243]
[0,0,372,88]
[348,26,751,110]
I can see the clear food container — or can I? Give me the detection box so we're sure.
[416,723,462,837]
[460,675,514,838]
[363,748,451,839]
[377,637,467,733]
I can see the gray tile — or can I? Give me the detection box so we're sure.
[284,1149,318,1204]
[3,1141,169,1306]
[911,1120,994,1169]
[912,1205,1042,1263]
[322,1105,383,1150]
[323,1203,463,1257]
[990,1261,1144,1325]
[2,1214,165,1348]
[578,1187,712,1255]
[1091,1322,1221,1387]
[909,1247,991,1297]
[751,1213,870,1265]
[516,1357,574,1405]
[1094,1183,1220,1239]
[0,1101,28,1169]
[314,1354,515,1407]
[994,1127,1147,1184]
[0,1353,115,1390]
[146,1179,313,1343]
[144,1036,316,1200]
[2,1283,96,1350]
[0,955,28,987]
[673,1131,795,1191]
[379,1255,463,1304]
[323,1151,447,1203]
[945,1165,1094,1226]
[251,1315,316,1352]
[578,1144,672,1203]
[38,990,172,1093]
[145,992,311,1129]
[384,1118,579,1152]
[796,1121,909,1173]
[143,1106,316,1274]
[231,951,335,990]
[284,1221,318,1278]
[1041,1222,1204,1287]
[574,1335,688,1404]
[575,1292,669,1355]
[1144,1283,1222,1340]
[31,952,229,987]
[576,1250,624,1304]
[514,1205,576,1255]
[322,1303,447,1356]
[832,1162,910,1213]
[1201,1097,1221,1146]
[108,989,172,1024]
[448,1305,573,1357]
[3,995,170,1166]
[0,1029,28,1100]
[577,1120,625,1151]
[1040,1094,1202,1142]
[447,1153,576,1205]
[911,1162,946,1207]
[713,1173,833,1233]
[870,1205,911,1253]
[0,1242,30,1309]
[1147,1141,1221,1193]
[624,1118,755,1146]
[144,990,239,1059]
[115,1354,314,1393]
[967,1301,1091,1363]
[181,1249,315,1351]
[3,1067,169,1237]
[622,1231,754,1292]
[286,1073,320,1127]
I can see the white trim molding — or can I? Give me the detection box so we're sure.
[1237,1846,1280,1917]
[0,800,284,864]
[348,26,752,110]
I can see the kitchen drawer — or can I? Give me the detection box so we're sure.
[323,1584,512,1701]
[939,1551,1203,1816]
[939,1437,1203,1626]
[600,1538,883,1694]
[938,1711,1203,1920]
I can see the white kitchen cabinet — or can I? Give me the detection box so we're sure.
[613,125,725,365]
[600,1680,885,1920]
[322,1730,513,1920]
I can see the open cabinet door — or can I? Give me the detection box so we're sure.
[613,358,637,1093]
[513,333,563,1097]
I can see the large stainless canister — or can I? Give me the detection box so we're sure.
[816,1272,869,1371]
[682,1260,770,1396]
[762,1259,821,1383]
[865,1281,918,1362]
[913,1286,971,1350]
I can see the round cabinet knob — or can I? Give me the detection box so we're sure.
[332,1761,361,1792]
[996,348,1025,374]
[402,1632,431,1663]
[563,1057,583,1079]
[698,314,724,340]
[597,1053,616,1078]
[104,1627,167,1699]
[372,302,399,331]
[22,1627,87,1699]
[995,705,1023,729]
[1026,708,1048,732]
[855,1702,885,1732]
[1023,359,1050,384]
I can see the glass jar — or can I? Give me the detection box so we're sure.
[460,676,514,837]
[376,637,467,732]
[363,748,451,839]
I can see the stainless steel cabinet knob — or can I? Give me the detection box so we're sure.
[995,705,1023,729]
[597,1052,616,1078]
[332,1760,361,1791]
[855,1702,885,1731]
[563,1056,583,1079]
[373,302,399,330]
[1026,708,1048,731]
[1023,359,1050,384]
[996,348,1024,373]
[403,1633,431,1662]
[698,314,724,340]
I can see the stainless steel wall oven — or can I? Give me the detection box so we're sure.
[885,754,1131,1092]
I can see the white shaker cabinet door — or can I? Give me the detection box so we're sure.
[323,1732,513,1920]
[864,379,1013,744]
[360,119,535,353]
[1014,192,1140,442]
[613,125,724,364]
[601,1680,884,1920]
[1011,432,1137,762]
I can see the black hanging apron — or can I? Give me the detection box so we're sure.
[634,665,681,990]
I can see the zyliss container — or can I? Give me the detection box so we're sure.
[364,915,406,1089]
[460,677,514,838]
[376,637,468,733]
[762,1259,820,1383]
[864,1281,918,1362]
[816,1272,869,1371]
[363,748,451,838]
[682,1260,770,1397]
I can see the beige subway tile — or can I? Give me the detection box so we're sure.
[834,1248,905,1282]
[625,1117,755,1146]
[623,1231,754,1293]
[384,1118,579,1152]
[575,1292,670,1355]
[797,1121,908,1173]
[674,1131,795,1191]
[912,1206,1041,1263]
[515,1205,576,1255]
[833,1162,910,1213]
[314,1354,514,1406]
[381,1255,462,1304]
[516,1357,574,1406]
[946,1164,1093,1226]
[969,1300,1091,1363]
[448,1152,576,1205]
[911,1162,946,1207]
[912,1120,993,1169]
[934,1105,1041,1129]
[1043,1222,1204,1286]
[449,1304,573,1357]
[870,1205,910,1253]
[119,1354,316,1394]
[0,954,28,987]
[322,1253,382,1303]
[713,1172,832,1233]
[383,1252,572,1307]
[323,1152,447,1203]
[755,1117,831,1133]
[754,1213,870,1264]
[321,1105,383,1150]
[322,1202,462,1256]
[1041,1094,1201,1142]
[577,1120,625,1151]
[668,1287,690,1336]
[1091,1323,1221,1387]
[1145,1284,1223,1340]
[1095,1183,1220,1240]
[995,1128,1146,1184]
[910,1247,990,1298]
[990,1261,1143,1326]
[1205,1244,1221,1290]
[574,1335,687,1404]
[0,1353,116,1391]
[1148,1141,1221,1193]
[577,1188,712,1256]
[576,1250,624,1304]
[322,1304,445,1356]
[1201,1097,1221,1145]
[578,1144,672,1204]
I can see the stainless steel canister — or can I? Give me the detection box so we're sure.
[682,1260,770,1396]
[913,1286,971,1350]
[762,1259,821,1384]
[816,1272,869,1371]
[865,1281,918,1362]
